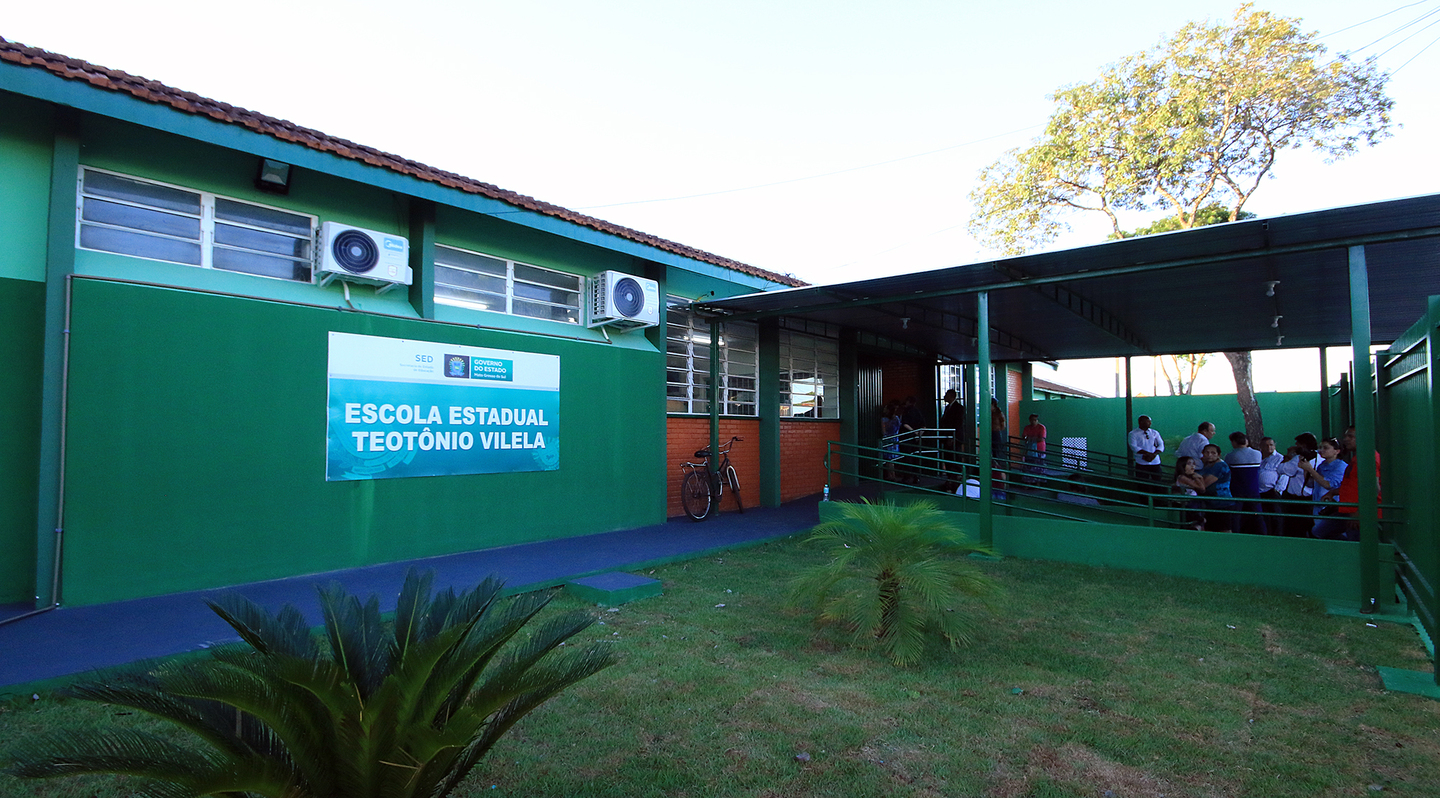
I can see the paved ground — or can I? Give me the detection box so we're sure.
[0,494,852,693]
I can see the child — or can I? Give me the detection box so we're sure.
[1173,456,1206,530]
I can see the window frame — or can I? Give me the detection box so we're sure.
[778,329,840,419]
[433,243,584,325]
[666,297,759,416]
[75,166,317,283]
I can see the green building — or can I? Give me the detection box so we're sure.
[0,40,857,608]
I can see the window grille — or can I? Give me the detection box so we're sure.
[78,168,314,282]
[779,329,839,419]
[666,298,758,415]
[434,245,582,324]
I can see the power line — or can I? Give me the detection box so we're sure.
[1375,14,1440,58]
[1391,29,1440,72]
[1345,4,1440,55]
[1320,0,1433,39]
[572,124,1041,211]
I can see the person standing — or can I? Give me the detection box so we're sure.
[1177,422,1215,464]
[1333,425,1382,541]
[1128,415,1165,487]
[1223,432,1263,534]
[1021,413,1047,482]
[938,389,966,490]
[990,398,1008,495]
[1299,437,1349,539]
[879,401,902,483]
[899,396,926,484]
[1196,443,1235,531]
[1276,433,1320,538]
[1256,437,1284,535]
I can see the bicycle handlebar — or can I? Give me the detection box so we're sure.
[687,436,743,463]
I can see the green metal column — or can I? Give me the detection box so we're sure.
[1319,347,1331,439]
[709,319,721,472]
[1124,356,1134,438]
[1348,245,1380,611]
[1428,297,1440,684]
[1021,362,1034,403]
[838,328,859,487]
[977,292,993,547]
[34,112,80,608]
[406,199,436,320]
[758,318,781,506]
[962,364,973,454]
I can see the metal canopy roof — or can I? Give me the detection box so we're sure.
[692,193,1440,363]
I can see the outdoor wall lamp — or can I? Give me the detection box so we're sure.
[1272,315,1283,328]
[1264,280,1280,297]
[254,158,292,195]
[901,317,910,329]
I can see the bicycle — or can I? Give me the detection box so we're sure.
[679,436,744,521]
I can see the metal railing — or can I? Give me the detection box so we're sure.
[827,437,1403,536]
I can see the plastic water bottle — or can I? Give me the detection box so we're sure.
[823,485,830,502]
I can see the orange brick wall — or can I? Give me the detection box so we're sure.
[1007,367,1023,439]
[665,417,840,513]
[666,417,761,518]
[877,359,926,406]
[780,420,842,502]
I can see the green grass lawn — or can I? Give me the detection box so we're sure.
[3,534,1438,797]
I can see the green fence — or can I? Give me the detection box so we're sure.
[1378,295,1440,678]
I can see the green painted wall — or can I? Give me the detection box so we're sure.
[0,93,53,283]
[1378,297,1438,638]
[821,501,1392,601]
[1020,391,1322,468]
[1,91,784,608]
[664,267,764,303]
[74,115,418,316]
[58,279,666,606]
[991,513,1392,601]
[0,278,45,603]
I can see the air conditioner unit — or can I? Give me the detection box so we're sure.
[589,270,660,329]
[316,222,412,294]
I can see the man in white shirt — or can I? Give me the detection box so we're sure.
[1177,422,1215,464]
[1256,437,1284,535]
[1127,415,1164,488]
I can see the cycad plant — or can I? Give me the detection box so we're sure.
[791,500,999,665]
[2,569,614,797]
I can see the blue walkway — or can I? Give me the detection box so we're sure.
[0,494,846,692]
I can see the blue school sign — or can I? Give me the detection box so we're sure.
[325,332,560,481]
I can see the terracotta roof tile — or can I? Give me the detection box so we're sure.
[0,37,805,288]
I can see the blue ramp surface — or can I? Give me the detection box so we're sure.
[1,495,837,691]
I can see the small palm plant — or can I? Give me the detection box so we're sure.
[791,499,998,665]
[2,569,614,797]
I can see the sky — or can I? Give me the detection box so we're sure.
[7,1,1438,395]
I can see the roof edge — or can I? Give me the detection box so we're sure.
[0,38,806,288]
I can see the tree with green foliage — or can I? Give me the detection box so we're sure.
[1159,353,1210,396]
[791,500,998,666]
[1110,203,1256,240]
[970,5,1392,252]
[2,570,614,798]
[968,5,1392,443]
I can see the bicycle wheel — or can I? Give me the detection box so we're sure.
[725,465,744,513]
[681,469,712,521]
